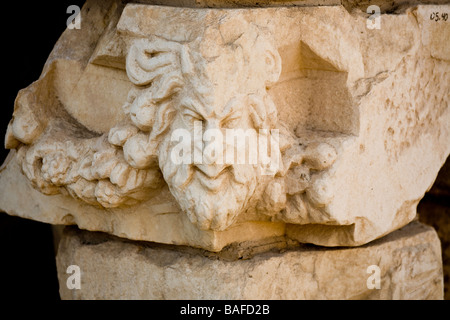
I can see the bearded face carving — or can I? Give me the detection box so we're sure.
[3,3,448,252]
[8,18,337,232]
[121,24,284,230]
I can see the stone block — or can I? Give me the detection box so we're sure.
[1,1,449,251]
[56,221,443,299]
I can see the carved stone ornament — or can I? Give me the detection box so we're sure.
[1,1,449,251]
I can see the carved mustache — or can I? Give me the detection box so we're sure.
[160,133,257,191]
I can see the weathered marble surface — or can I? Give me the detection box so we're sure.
[1,1,449,251]
[56,221,443,300]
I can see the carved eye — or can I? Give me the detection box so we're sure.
[182,108,203,125]
[221,112,241,129]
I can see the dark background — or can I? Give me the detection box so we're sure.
[0,1,85,300]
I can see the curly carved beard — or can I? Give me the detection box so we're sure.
[158,136,258,231]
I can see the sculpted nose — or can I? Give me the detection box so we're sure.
[196,163,229,178]
[199,119,225,165]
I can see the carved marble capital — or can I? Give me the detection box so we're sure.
[1,1,449,251]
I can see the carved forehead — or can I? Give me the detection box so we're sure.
[181,24,277,116]
[187,48,247,115]
[125,15,280,117]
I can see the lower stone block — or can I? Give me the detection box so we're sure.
[56,221,443,300]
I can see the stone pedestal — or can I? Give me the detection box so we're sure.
[56,221,443,300]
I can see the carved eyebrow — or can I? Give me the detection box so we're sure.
[179,97,207,119]
[220,97,242,119]
[221,109,241,124]
[182,107,203,120]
